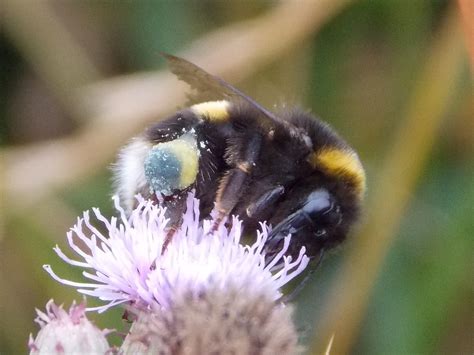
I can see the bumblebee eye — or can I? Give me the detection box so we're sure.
[302,189,332,215]
[303,189,342,230]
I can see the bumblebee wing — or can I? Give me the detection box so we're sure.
[162,53,313,149]
[162,53,283,126]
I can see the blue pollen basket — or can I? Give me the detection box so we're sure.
[144,146,182,196]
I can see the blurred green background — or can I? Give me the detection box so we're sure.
[1,1,472,354]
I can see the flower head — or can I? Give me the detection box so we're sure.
[28,300,109,354]
[44,194,309,313]
[121,287,301,354]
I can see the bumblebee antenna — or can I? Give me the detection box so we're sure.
[281,248,325,304]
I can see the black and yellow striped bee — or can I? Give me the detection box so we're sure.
[114,54,365,264]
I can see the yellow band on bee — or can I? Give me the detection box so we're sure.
[310,148,366,198]
[191,101,230,122]
[161,137,199,189]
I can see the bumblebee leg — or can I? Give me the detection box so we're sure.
[246,186,285,218]
[211,134,262,232]
[160,192,188,254]
[211,167,249,230]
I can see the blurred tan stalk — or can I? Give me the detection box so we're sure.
[310,5,467,354]
[2,0,101,110]
[457,0,474,69]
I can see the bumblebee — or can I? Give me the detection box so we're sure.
[114,54,365,264]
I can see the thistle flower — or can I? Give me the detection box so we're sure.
[121,287,300,354]
[28,300,109,354]
[43,194,309,353]
[44,194,309,313]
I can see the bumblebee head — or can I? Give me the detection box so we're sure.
[264,187,345,261]
[261,112,366,261]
